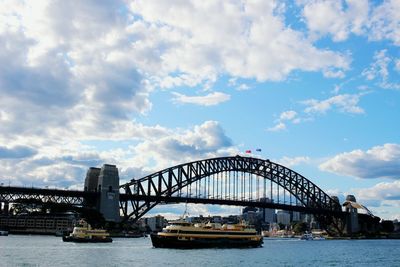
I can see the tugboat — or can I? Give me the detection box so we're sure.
[62,220,112,243]
[151,220,262,249]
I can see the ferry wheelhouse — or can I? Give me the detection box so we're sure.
[151,220,262,248]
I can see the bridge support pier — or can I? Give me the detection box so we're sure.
[97,164,120,222]
[344,195,359,234]
[84,165,121,222]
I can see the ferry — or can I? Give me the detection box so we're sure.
[62,220,112,243]
[151,220,263,248]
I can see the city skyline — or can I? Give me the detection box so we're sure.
[0,0,399,220]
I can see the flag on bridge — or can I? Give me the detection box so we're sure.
[256,148,262,152]
[245,150,251,153]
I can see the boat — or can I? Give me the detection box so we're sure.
[62,220,112,243]
[151,220,263,249]
[261,230,270,237]
[0,230,8,236]
[300,232,313,240]
[299,232,325,241]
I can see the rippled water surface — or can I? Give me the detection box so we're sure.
[1,235,399,266]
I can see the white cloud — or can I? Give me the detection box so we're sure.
[395,59,400,72]
[277,156,310,167]
[267,110,299,132]
[362,50,390,81]
[0,120,236,188]
[320,143,400,179]
[300,0,369,41]
[268,92,365,133]
[267,122,286,132]
[236,84,250,91]
[299,0,400,47]
[130,121,235,171]
[129,0,350,85]
[0,0,152,143]
[280,110,297,121]
[349,181,400,218]
[0,0,350,147]
[172,92,231,106]
[302,94,364,114]
[362,49,400,90]
[353,181,400,202]
[368,0,400,46]
[227,78,251,91]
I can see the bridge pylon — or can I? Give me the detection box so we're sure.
[85,164,120,222]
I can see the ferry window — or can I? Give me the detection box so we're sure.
[108,186,112,192]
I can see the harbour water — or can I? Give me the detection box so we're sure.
[1,235,399,267]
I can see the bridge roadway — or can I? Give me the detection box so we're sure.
[119,194,345,216]
[1,185,344,217]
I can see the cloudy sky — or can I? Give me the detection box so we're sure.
[1,0,399,220]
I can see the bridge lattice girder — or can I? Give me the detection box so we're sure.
[0,186,97,206]
[119,156,341,221]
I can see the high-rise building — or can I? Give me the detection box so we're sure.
[259,197,275,223]
[276,210,290,226]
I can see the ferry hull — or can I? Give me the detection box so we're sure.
[62,235,112,243]
[151,234,262,249]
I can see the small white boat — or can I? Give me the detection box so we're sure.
[300,233,313,240]
[0,230,8,236]
[312,235,326,240]
[300,232,325,241]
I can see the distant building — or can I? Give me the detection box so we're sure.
[242,207,258,225]
[145,215,166,232]
[212,216,222,223]
[291,211,300,222]
[393,219,400,232]
[259,197,275,223]
[276,210,290,226]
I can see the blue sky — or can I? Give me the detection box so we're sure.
[0,0,399,220]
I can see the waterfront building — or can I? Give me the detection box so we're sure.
[0,213,78,235]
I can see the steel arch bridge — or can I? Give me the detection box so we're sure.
[119,155,342,222]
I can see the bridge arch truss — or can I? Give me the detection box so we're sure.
[119,156,341,221]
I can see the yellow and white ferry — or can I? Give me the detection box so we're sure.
[151,220,262,248]
[62,220,112,243]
